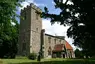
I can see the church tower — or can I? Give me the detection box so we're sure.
[18,3,42,56]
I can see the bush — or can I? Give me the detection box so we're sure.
[28,53,37,60]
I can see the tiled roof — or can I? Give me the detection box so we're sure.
[53,41,73,52]
[53,44,65,52]
[65,41,73,50]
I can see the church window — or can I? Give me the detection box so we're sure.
[48,51,51,55]
[48,37,51,43]
[48,47,51,55]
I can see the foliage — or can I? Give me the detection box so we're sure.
[74,49,84,58]
[28,53,37,60]
[0,0,23,58]
[42,0,95,56]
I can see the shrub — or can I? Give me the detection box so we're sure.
[28,53,37,60]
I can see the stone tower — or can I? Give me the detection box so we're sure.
[18,3,42,56]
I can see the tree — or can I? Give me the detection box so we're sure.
[42,0,95,56]
[0,0,22,58]
[74,49,83,58]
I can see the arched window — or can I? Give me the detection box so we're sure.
[48,47,52,55]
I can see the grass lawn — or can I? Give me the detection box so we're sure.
[0,58,95,64]
[0,57,37,64]
[1,59,36,64]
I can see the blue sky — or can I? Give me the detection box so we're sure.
[34,0,61,14]
[17,0,76,50]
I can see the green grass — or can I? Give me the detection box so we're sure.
[2,59,36,64]
[1,58,95,64]
[1,56,36,64]
[1,59,36,64]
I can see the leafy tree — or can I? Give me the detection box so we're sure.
[74,49,83,58]
[0,0,22,58]
[42,0,95,56]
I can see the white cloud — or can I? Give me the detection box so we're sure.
[62,0,74,5]
[63,0,66,3]
[42,19,69,36]
[52,0,73,5]
[52,1,55,5]
[67,1,74,5]
[42,19,76,50]
[42,19,68,35]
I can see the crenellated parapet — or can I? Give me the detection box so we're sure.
[21,3,42,13]
[30,3,42,13]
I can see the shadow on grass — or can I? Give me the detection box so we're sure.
[13,59,95,64]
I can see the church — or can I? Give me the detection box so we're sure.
[18,3,75,58]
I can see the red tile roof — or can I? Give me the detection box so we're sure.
[53,41,73,52]
[65,41,73,50]
[53,44,64,52]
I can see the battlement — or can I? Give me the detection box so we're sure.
[21,3,42,13]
